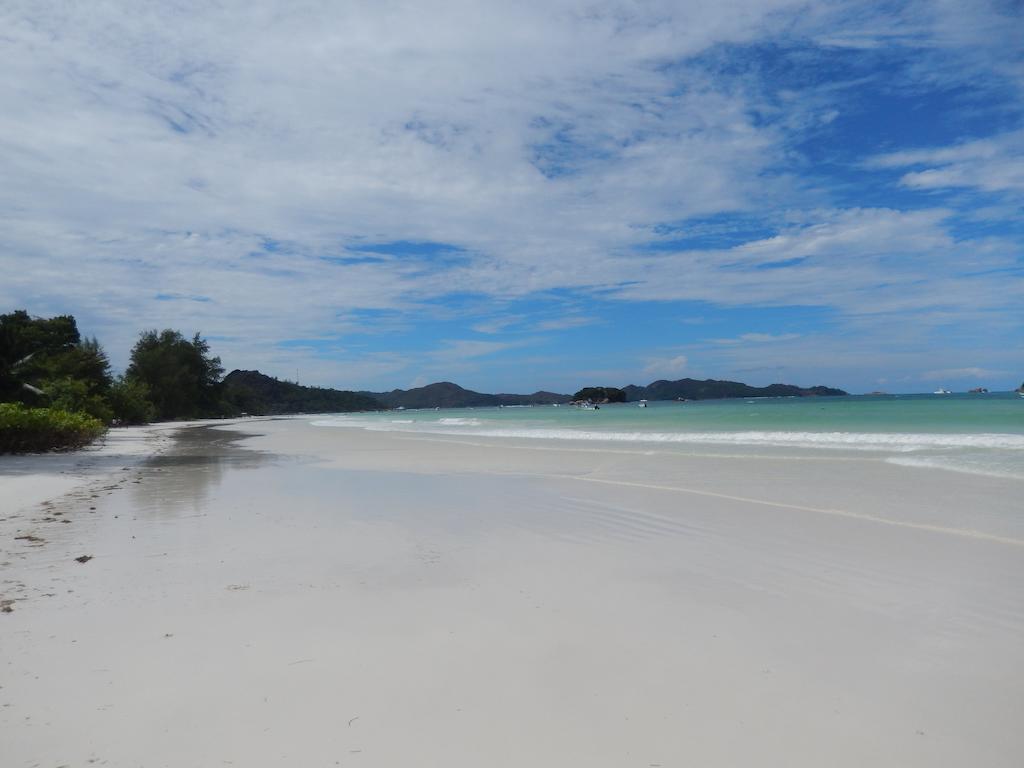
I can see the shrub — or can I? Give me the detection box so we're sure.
[0,403,107,454]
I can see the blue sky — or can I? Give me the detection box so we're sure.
[1,1,1022,393]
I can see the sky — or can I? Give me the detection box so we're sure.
[2,0,1022,394]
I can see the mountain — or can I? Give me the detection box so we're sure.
[223,370,382,414]
[364,381,571,409]
[621,378,847,401]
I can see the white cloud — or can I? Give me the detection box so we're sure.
[714,333,801,345]
[429,339,530,362]
[471,316,526,334]
[642,354,688,378]
[870,131,1024,195]
[533,316,597,332]
[921,367,1001,382]
[602,207,1022,322]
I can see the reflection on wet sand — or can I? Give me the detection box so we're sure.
[131,425,270,518]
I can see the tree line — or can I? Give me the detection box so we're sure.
[1,310,235,428]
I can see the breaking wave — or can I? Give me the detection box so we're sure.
[310,418,1024,453]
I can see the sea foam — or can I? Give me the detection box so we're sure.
[310,418,1024,453]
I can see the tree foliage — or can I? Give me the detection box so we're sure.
[108,376,155,424]
[571,386,627,403]
[44,376,114,423]
[125,329,226,420]
[50,337,113,393]
[0,310,83,401]
[223,369,381,414]
[1,312,237,429]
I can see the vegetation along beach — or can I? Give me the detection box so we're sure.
[3,1,1023,766]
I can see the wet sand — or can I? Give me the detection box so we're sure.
[2,417,1022,767]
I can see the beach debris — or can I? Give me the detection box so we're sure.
[15,534,44,544]
[74,555,93,564]
[1,599,14,613]
[348,716,359,727]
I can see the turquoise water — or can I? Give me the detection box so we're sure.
[312,393,1024,478]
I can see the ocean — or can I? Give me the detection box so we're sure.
[312,392,1024,479]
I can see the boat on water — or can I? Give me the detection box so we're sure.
[638,400,648,408]
[933,388,952,395]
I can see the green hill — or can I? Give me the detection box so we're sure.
[223,370,382,414]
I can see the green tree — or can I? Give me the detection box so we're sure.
[44,376,114,423]
[0,310,80,402]
[49,337,113,393]
[108,376,155,424]
[126,329,225,420]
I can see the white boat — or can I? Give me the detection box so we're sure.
[933,388,951,395]
[638,399,648,408]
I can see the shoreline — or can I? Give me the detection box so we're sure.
[3,417,1022,766]
[0,418,265,518]
[1,422,176,518]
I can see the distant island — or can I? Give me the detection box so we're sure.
[622,378,846,401]
[571,386,627,404]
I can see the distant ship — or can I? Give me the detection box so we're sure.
[968,387,988,394]
[933,388,952,395]
[638,400,648,408]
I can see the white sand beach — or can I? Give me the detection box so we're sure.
[2,417,1023,767]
